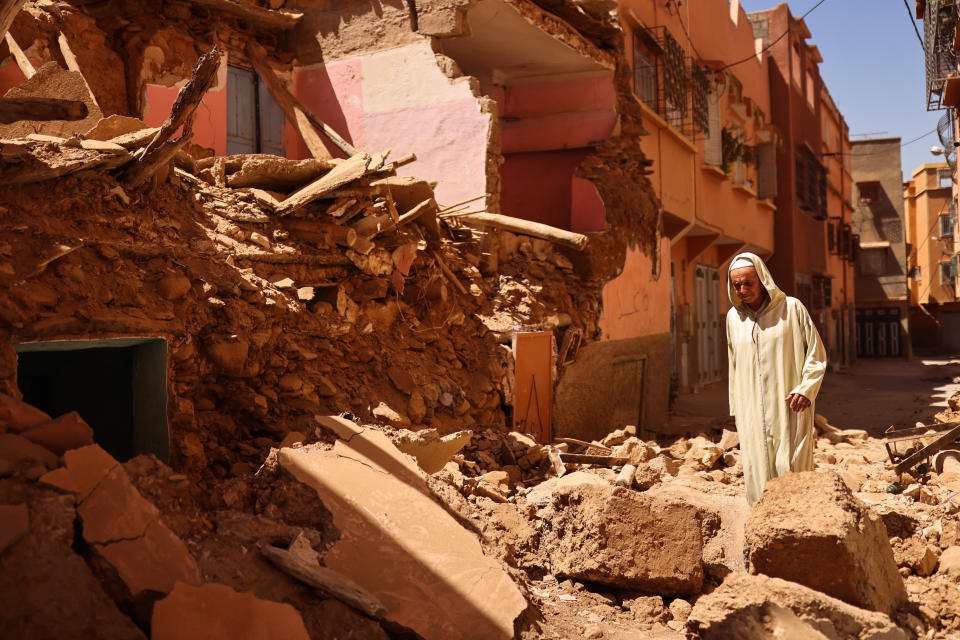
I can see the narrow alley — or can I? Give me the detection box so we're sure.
[0,1,959,639]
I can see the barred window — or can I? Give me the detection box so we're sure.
[632,32,658,112]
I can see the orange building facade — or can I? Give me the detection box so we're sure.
[904,163,960,353]
[820,88,856,369]
[619,0,776,393]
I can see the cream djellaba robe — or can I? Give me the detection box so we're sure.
[725,252,827,506]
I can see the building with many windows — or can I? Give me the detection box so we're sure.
[905,162,960,353]
[621,0,776,394]
[851,138,911,358]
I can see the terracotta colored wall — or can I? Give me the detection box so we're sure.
[143,54,229,156]
[498,74,614,231]
[597,238,672,341]
[500,149,592,229]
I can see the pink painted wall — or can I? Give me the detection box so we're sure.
[0,59,26,94]
[143,55,229,156]
[498,73,614,231]
[294,42,490,209]
[597,238,672,341]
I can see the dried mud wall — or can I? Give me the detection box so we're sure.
[0,172,511,485]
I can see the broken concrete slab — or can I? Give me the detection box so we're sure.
[21,411,95,455]
[78,465,160,544]
[0,62,103,139]
[227,156,335,191]
[525,470,611,507]
[0,433,59,474]
[687,573,906,640]
[393,428,473,474]
[151,582,311,640]
[279,416,527,640]
[0,503,28,553]
[538,484,704,595]
[96,519,202,596]
[745,471,907,616]
[74,454,201,598]
[84,115,150,141]
[0,494,146,640]
[0,392,51,431]
[41,443,119,500]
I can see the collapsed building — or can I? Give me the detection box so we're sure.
[1,1,959,639]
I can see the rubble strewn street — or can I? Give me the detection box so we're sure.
[1,0,960,639]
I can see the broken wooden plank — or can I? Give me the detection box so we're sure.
[892,422,960,474]
[431,250,468,295]
[274,152,371,217]
[397,198,437,227]
[189,0,303,30]
[123,123,192,188]
[137,46,220,160]
[559,453,629,466]
[0,0,26,41]
[554,437,612,454]
[0,97,87,124]
[246,40,332,160]
[261,543,386,619]
[57,32,99,110]
[0,149,126,184]
[457,212,589,250]
[4,32,33,79]
[107,126,160,149]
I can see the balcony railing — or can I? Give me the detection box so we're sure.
[937,108,957,175]
[925,0,958,110]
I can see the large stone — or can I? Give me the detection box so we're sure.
[939,546,960,578]
[279,416,526,640]
[745,471,907,616]
[97,520,203,596]
[687,573,907,640]
[0,62,103,139]
[152,582,310,640]
[203,337,249,376]
[40,443,119,500]
[0,393,51,431]
[538,484,704,595]
[0,433,59,474]
[0,494,146,639]
[22,411,95,455]
[393,428,473,474]
[75,456,201,598]
[525,470,611,507]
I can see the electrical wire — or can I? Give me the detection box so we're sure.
[902,0,925,50]
[720,0,830,71]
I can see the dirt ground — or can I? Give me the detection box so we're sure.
[672,357,960,434]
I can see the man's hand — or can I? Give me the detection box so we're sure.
[785,393,810,413]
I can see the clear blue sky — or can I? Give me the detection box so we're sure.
[737,0,943,180]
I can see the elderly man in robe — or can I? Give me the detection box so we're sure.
[726,252,827,506]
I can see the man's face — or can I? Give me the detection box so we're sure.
[731,266,764,307]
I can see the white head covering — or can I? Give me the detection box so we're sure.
[729,257,755,271]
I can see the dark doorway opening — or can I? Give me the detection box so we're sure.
[15,338,169,462]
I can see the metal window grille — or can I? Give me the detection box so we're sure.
[925,0,958,111]
[828,221,838,254]
[633,32,658,112]
[816,166,827,220]
[937,109,957,174]
[941,213,953,237]
[661,30,687,131]
[691,63,710,136]
[941,261,954,284]
[796,153,806,206]
[806,150,819,214]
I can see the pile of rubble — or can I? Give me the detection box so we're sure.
[6,381,960,639]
